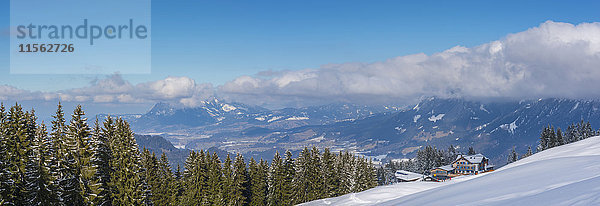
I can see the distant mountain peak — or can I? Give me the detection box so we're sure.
[148,102,175,116]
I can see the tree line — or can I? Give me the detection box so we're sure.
[0,102,155,205]
[538,120,599,151]
[0,102,377,205]
[508,120,598,164]
[170,147,377,206]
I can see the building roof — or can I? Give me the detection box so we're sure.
[394,170,423,181]
[455,154,487,164]
[433,165,455,171]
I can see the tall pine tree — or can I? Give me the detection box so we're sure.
[248,157,268,206]
[267,151,285,206]
[222,153,234,205]
[0,103,11,202]
[507,147,519,164]
[67,105,94,204]
[156,152,176,205]
[90,117,113,206]
[230,154,249,206]
[5,104,36,205]
[24,122,59,205]
[321,148,338,198]
[110,118,144,205]
[140,148,158,205]
[522,146,533,159]
[206,152,223,205]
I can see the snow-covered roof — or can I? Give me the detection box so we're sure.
[455,154,487,164]
[395,170,423,181]
[434,165,455,171]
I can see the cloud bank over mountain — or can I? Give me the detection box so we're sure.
[221,21,600,105]
[0,75,215,107]
[2,21,600,107]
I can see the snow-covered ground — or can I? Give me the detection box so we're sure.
[302,136,600,206]
[301,175,482,206]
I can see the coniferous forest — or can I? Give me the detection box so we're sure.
[0,103,377,205]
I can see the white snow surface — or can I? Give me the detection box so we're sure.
[413,115,421,123]
[499,120,519,134]
[394,127,406,133]
[475,123,489,131]
[394,170,425,181]
[480,104,490,113]
[413,103,420,111]
[571,102,580,112]
[286,116,310,121]
[221,104,237,112]
[302,136,600,206]
[308,135,325,142]
[267,116,283,122]
[428,114,445,122]
[302,175,481,206]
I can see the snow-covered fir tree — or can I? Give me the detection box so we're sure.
[25,122,59,205]
[231,154,249,206]
[321,148,339,198]
[89,117,113,206]
[522,146,534,159]
[206,152,223,205]
[267,151,285,206]
[507,147,519,164]
[67,105,94,204]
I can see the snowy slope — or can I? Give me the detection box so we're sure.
[303,136,600,206]
[301,175,483,205]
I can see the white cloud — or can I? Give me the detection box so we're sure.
[137,76,196,99]
[220,21,600,105]
[0,85,29,101]
[1,21,600,108]
[0,74,215,107]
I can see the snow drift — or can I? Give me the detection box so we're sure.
[303,136,600,206]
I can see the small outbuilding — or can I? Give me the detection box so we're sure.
[394,170,423,182]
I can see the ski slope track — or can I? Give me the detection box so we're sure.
[302,136,600,206]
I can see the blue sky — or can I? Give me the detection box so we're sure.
[2,0,600,118]
[2,0,599,91]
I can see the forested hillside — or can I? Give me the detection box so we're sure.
[134,134,190,169]
[0,102,377,205]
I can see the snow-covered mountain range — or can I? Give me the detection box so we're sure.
[125,98,600,165]
[134,99,401,129]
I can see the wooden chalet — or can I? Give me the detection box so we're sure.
[451,154,491,175]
